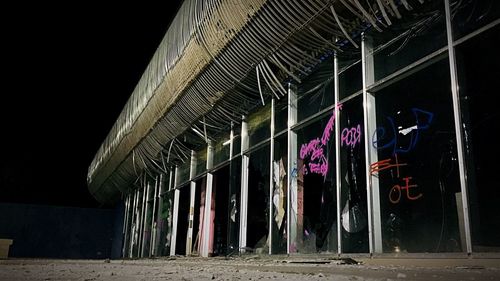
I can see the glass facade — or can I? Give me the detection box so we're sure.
[371,58,462,253]
[296,114,338,254]
[455,24,500,252]
[121,1,499,258]
[339,96,369,253]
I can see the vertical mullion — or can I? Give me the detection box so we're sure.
[444,0,472,255]
[269,98,275,255]
[361,34,375,255]
[203,143,214,257]
[334,54,342,255]
[239,116,249,253]
[287,83,297,254]
[170,166,180,256]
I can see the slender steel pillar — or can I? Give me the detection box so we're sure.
[334,54,343,255]
[269,98,275,254]
[239,116,249,253]
[186,150,197,255]
[287,83,297,254]
[202,143,214,257]
[170,166,180,256]
[444,0,472,254]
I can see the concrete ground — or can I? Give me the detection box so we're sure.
[1,256,499,281]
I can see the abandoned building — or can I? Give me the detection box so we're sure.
[87,0,500,258]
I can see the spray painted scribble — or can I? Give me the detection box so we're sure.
[341,124,361,148]
[389,176,422,204]
[372,108,434,155]
[371,154,422,204]
[370,154,407,177]
[299,104,342,177]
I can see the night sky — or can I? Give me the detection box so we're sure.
[2,1,184,208]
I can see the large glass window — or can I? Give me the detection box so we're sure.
[195,147,207,177]
[338,59,362,100]
[298,60,334,122]
[175,184,190,255]
[339,96,369,253]
[452,0,500,40]
[156,172,173,257]
[370,57,463,253]
[271,135,288,254]
[213,134,231,167]
[275,98,288,134]
[455,25,500,252]
[366,0,447,84]
[227,155,241,254]
[248,104,271,147]
[157,189,173,256]
[177,161,191,185]
[211,165,230,256]
[245,145,270,252]
[295,113,338,254]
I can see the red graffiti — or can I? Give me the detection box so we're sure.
[370,155,422,204]
[389,176,422,204]
[370,154,407,177]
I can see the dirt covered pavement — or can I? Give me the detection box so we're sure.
[1,256,499,281]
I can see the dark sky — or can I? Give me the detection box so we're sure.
[2,1,184,208]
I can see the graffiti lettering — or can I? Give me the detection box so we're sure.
[299,103,342,177]
[341,124,361,148]
[388,177,422,204]
[309,162,328,175]
[300,138,321,160]
[372,108,434,155]
[370,154,407,177]
[370,155,422,204]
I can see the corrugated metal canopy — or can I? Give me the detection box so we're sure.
[88,0,444,204]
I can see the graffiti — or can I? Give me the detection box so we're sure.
[299,103,342,177]
[370,154,407,177]
[341,124,361,148]
[370,154,422,204]
[389,177,422,204]
[300,139,321,160]
[372,108,434,155]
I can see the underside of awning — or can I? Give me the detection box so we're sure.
[88,0,451,204]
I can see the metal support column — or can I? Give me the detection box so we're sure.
[121,194,131,258]
[202,142,214,257]
[334,54,342,255]
[239,116,249,253]
[269,98,275,255]
[287,84,297,254]
[150,175,160,256]
[444,0,472,254]
[170,166,180,256]
[186,150,197,256]
[362,34,384,254]
[140,180,151,257]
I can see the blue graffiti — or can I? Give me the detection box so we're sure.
[372,108,434,155]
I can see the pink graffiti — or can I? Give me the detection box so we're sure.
[299,103,342,177]
[300,138,321,159]
[321,104,343,145]
[309,162,328,176]
[341,124,361,148]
